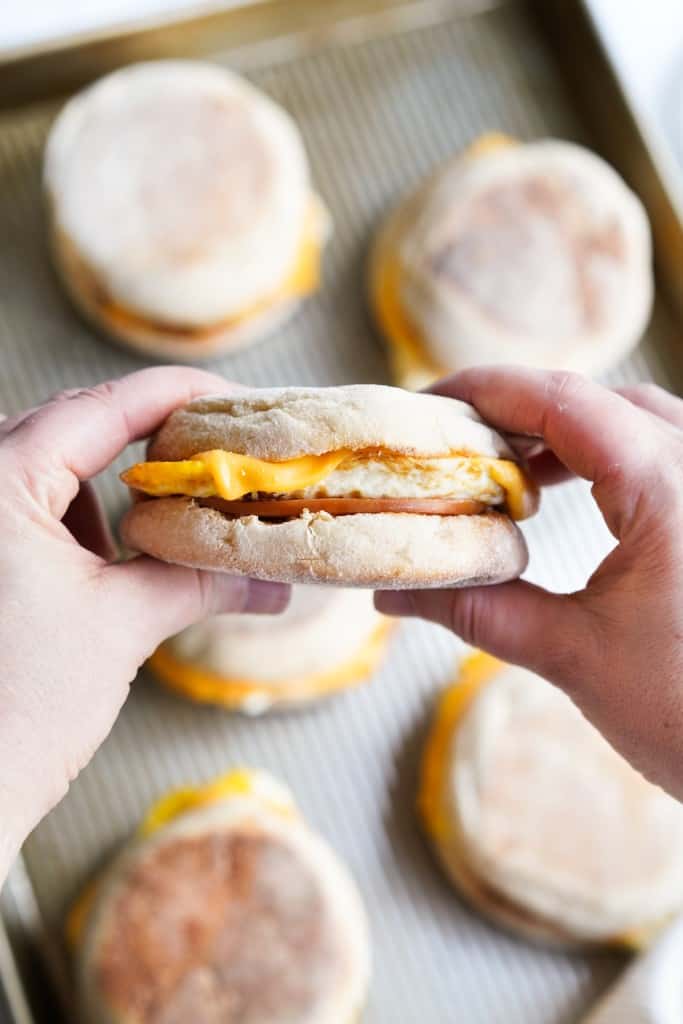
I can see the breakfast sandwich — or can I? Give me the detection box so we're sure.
[149,584,391,713]
[419,653,683,948]
[120,384,538,588]
[44,61,329,359]
[69,770,370,1023]
[370,135,653,388]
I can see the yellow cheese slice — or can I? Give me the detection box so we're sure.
[464,131,517,159]
[484,458,538,521]
[66,769,295,949]
[418,651,502,842]
[371,253,446,389]
[121,449,350,501]
[149,619,392,708]
[103,195,324,336]
[65,878,99,951]
[138,769,295,838]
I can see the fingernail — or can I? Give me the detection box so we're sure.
[244,579,291,614]
[506,433,545,459]
[374,591,414,617]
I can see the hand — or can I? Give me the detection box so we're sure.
[376,368,683,799]
[0,367,288,881]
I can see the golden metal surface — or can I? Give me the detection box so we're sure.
[1,1,681,1021]
[0,0,501,108]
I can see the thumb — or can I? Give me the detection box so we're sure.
[375,580,596,690]
[105,557,289,652]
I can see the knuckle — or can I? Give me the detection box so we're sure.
[5,447,62,517]
[193,569,250,618]
[49,381,120,414]
[73,382,118,408]
[88,380,119,406]
[49,387,82,404]
[631,381,663,402]
[543,370,588,409]
[193,569,216,618]
[448,591,490,648]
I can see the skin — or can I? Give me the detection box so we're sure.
[0,367,288,884]
[376,367,683,801]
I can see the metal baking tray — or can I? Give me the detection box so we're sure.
[1,1,682,1020]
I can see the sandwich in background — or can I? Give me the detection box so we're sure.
[69,769,370,1023]
[149,584,391,713]
[44,61,329,360]
[419,652,683,948]
[370,136,653,388]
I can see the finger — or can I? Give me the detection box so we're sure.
[433,367,672,539]
[374,581,593,687]
[0,407,37,439]
[432,367,660,487]
[62,481,118,561]
[5,367,230,517]
[506,434,546,460]
[527,448,575,487]
[615,382,683,431]
[469,382,683,490]
[105,557,290,651]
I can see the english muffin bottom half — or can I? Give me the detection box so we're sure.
[70,770,370,1024]
[370,134,653,389]
[419,653,683,948]
[149,584,391,713]
[121,385,539,588]
[44,60,329,360]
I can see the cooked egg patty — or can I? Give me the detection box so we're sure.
[122,449,534,520]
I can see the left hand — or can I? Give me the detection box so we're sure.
[0,367,288,881]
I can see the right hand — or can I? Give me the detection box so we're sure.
[0,367,288,882]
[376,368,683,800]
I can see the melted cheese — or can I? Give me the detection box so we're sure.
[122,450,535,520]
[149,619,392,710]
[138,769,295,838]
[122,449,350,501]
[484,459,536,521]
[65,877,99,951]
[102,196,325,336]
[617,922,667,951]
[374,133,517,389]
[371,252,445,390]
[66,769,296,949]
[418,651,502,842]
[463,132,517,160]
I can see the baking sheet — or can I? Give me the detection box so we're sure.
[1,2,682,1020]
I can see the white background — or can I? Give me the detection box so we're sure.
[586,0,683,170]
